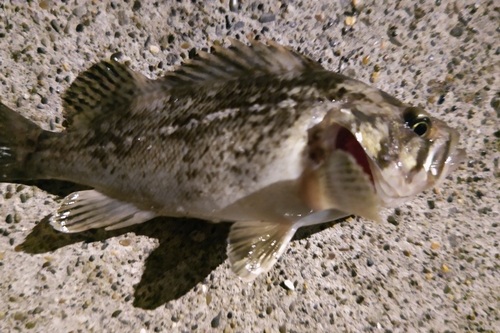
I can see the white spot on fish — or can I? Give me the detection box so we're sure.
[249,104,266,112]
[277,98,297,109]
[159,126,177,135]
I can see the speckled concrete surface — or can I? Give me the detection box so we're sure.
[0,0,499,332]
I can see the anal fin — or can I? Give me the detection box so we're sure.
[49,190,156,233]
[227,221,298,282]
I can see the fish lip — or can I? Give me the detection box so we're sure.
[437,127,466,179]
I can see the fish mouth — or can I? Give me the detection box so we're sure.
[333,126,374,185]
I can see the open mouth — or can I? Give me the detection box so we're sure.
[307,122,374,186]
[334,126,374,185]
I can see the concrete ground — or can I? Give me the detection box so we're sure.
[0,0,499,332]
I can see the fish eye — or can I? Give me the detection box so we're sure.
[403,108,431,137]
[411,119,430,136]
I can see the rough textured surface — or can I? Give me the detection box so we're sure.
[0,0,498,332]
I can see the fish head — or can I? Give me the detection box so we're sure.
[316,104,466,210]
[366,105,465,207]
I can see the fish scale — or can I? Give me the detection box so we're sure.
[0,38,464,282]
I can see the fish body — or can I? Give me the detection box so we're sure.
[0,39,465,281]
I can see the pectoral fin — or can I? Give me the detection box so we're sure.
[227,221,298,282]
[49,190,156,233]
[318,149,381,221]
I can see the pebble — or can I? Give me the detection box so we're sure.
[149,45,160,54]
[259,14,276,23]
[430,242,440,250]
[233,21,244,30]
[449,26,463,37]
[119,239,131,246]
[132,1,142,11]
[387,215,399,226]
[211,311,222,328]
[73,5,87,17]
[25,322,36,329]
[50,19,60,33]
[282,279,294,291]
[229,0,239,12]
[111,310,122,318]
[490,95,500,116]
[345,16,356,26]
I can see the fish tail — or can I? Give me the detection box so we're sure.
[0,103,46,181]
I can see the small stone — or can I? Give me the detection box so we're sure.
[25,322,36,329]
[490,95,500,117]
[443,285,451,294]
[111,310,122,318]
[229,0,239,12]
[431,242,440,250]
[14,312,26,321]
[259,14,276,23]
[211,311,222,328]
[441,264,450,273]
[344,16,356,26]
[282,279,294,291]
[132,0,141,11]
[149,45,160,54]
[50,19,60,33]
[366,258,374,267]
[355,295,365,304]
[233,21,244,30]
[119,239,131,246]
[449,26,463,37]
[73,5,87,17]
[387,215,398,226]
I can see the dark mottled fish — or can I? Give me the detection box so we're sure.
[0,39,464,281]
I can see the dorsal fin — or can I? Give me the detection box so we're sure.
[160,38,324,86]
[62,60,152,130]
[62,39,322,130]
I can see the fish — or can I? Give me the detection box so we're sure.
[0,38,465,282]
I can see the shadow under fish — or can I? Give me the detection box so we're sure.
[19,203,341,309]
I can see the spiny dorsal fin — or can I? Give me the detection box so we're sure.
[62,60,152,130]
[62,39,322,130]
[160,38,324,86]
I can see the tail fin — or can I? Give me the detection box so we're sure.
[0,103,44,181]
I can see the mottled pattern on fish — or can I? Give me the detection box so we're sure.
[0,38,465,281]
